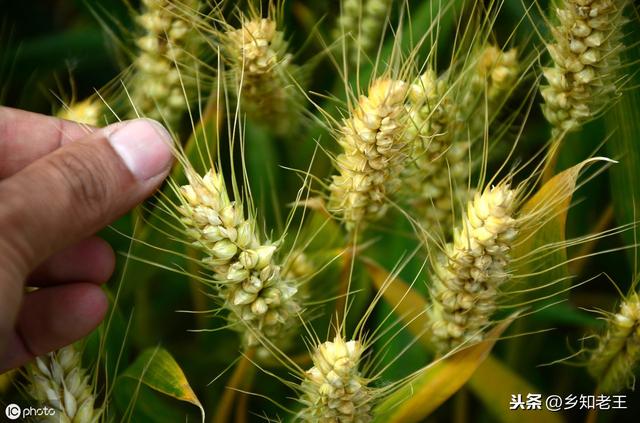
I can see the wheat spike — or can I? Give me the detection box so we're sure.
[297,335,373,422]
[130,0,201,127]
[336,0,392,64]
[402,70,468,235]
[282,250,314,281]
[178,169,300,349]
[57,99,103,126]
[541,0,628,134]
[402,46,519,238]
[0,370,15,394]
[357,0,392,56]
[464,45,520,137]
[428,184,518,352]
[224,17,302,135]
[328,78,409,231]
[336,0,362,42]
[26,345,101,423]
[589,293,640,393]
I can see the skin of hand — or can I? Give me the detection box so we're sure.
[0,106,174,373]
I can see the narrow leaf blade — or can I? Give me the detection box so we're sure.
[373,318,515,423]
[364,259,432,348]
[365,260,566,423]
[510,158,612,301]
[468,356,564,423]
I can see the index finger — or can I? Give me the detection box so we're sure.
[0,106,96,178]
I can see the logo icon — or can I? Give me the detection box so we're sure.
[5,403,21,420]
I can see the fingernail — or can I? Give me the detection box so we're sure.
[106,119,174,180]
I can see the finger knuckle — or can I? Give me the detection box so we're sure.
[49,145,111,218]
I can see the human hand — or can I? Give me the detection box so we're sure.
[0,107,173,372]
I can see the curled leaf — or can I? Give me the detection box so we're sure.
[118,348,204,423]
[510,157,615,302]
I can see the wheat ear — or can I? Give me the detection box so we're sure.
[357,0,392,56]
[224,16,303,135]
[541,0,628,134]
[26,344,101,423]
[178,169,300,350]
[428,184,518,352]
[589,293,640,393]
[336,0,362,43]
[130,0,201,127]
[464,45,520,137]
[0,370,15,394]
[282,250,314,282]
[328,78,409,231]
[336,0,392,64]
[401,69,468,236]
[297,335,373,422]
[57,99,103,126]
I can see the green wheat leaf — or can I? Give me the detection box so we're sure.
[115,347,204,423]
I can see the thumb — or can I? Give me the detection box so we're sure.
[0,118,174,281]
